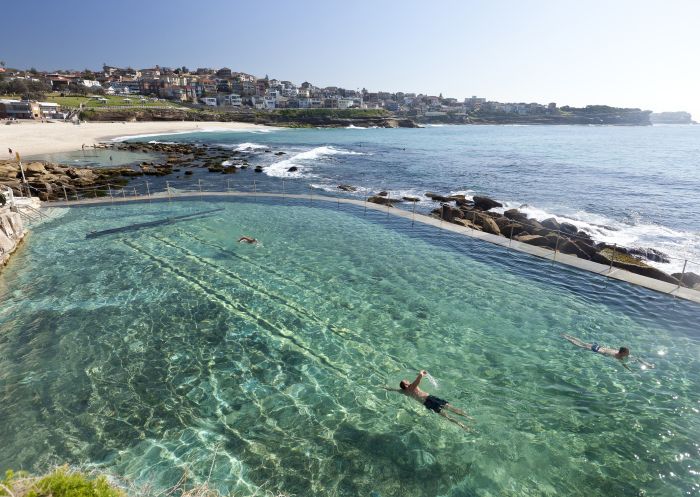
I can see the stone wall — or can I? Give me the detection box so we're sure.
[0,209,26,267]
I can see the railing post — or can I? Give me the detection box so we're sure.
[62,185,68,202]
[145,180,151,199]
[609,243,617,272]
[108,184,113,200]
[121,188,126,199]
[677,259,688,291]
[553,230,561,261]
[364,198,367,216]
[133,187,137,197]
[93,188,97,199]
[282,180,285,200]
[411,200,416,227]
[198,179,202,194]
[227,179,231,192]
[166,181,171,201]
[509,224,514,247]
[309,186,312,204]
[253,179,256,195]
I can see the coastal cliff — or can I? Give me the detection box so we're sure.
[413,105,653,126]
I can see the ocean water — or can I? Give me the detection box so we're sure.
[1,198,699,497]
[124,124,700,273]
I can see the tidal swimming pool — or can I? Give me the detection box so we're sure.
[1,198,698,497]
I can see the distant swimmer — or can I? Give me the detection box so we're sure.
[561,334,655,370]
[384,370,473,431]
[238,236,258,244]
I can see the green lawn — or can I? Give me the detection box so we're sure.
[46,94,182,109]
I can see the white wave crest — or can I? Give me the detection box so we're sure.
[492,201,698,273]
[234,142,269,152]
[264,146,364,178]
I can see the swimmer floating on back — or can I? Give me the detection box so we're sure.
[238,236,258,244]
[561,334,655,370]
[384,370,473,431]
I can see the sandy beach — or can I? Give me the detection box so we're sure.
[0,120,269,157]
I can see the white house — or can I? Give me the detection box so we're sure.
[223,94,242,107]
[201,97,218,107]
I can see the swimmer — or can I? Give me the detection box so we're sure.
[561,334,655,370]
[238,236,258,244]
[384,370,473,431]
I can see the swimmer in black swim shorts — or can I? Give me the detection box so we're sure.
[384,370,473,431]
[561,333,654,370]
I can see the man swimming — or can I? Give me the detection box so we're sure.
[385,370,472,430]
[238,236,258,244]
[561,334,655,370]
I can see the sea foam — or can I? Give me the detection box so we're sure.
[264,146,364,178]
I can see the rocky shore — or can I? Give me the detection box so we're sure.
[0,141,258,201]
[367,192,700,290]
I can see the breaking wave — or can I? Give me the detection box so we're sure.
[264,146,364,178]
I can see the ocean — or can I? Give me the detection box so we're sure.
[124,123,700,274]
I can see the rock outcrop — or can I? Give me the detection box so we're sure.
[0,208,25,267]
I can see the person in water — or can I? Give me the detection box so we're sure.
[561,334,655,370]
[385,370,472,430]
[238,236,258,244]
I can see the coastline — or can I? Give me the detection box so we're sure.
[0,120,271,156]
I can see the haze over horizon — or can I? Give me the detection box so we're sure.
[2,0,698,119]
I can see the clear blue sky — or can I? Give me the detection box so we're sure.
[3,0,699,118]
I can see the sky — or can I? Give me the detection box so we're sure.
[2,0,699,118]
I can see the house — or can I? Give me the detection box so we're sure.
[201,97,218,106]
[222,94,242,107]
[37,102,62,119]
[0,99,33,119]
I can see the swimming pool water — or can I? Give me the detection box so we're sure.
[0,198,698,496]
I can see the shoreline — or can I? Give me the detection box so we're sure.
[0,120,271,157]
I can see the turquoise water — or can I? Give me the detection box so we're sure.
[1,198,699,496]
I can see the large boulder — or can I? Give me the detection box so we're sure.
[24,162,47,176]
[515,234,550,247]
[502,223,527,238]
[474,212,501,236]
[425,192,452,202]
[595,247,679,284]
[0,163,19,179]
[672,271,700,289]
[557,239,592,259]
[452,218,481,230]
[541,217,561,231]
[338,184,357,192]
[440,204,464,222]
[472,196,502,211]
[368,195,401,206]
[560,222,579,235]
[628,247,671,264]
[504,209,529,222]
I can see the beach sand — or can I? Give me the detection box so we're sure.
[0,120,269,157]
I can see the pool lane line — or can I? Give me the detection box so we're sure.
[148,232,412,375]
[121,238,349,378]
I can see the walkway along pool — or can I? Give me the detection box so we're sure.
[1,196,699,496]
